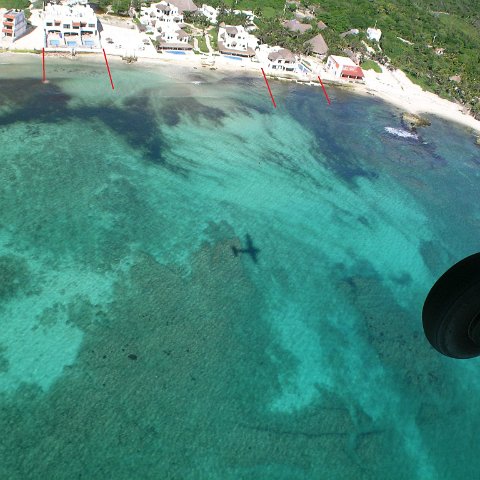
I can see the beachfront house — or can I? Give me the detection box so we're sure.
[140,1,183,28]
[304,33,328,58]
[156,25,192,50]
[43,4,100,50]
[267,48,298,73]
[140,0,197,29]
[140,1,194,50]
[218,24,257,57]
[326,55,365,81]
[140,0,198,23]
[199,4,217,24]
[2,9,27,41]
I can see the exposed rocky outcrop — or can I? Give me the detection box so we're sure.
[402,112,431,130]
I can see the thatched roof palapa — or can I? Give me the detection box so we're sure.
[167,0,198,13]
[305,33,328,55]
[282,19,312,34]
[268,48,296,62]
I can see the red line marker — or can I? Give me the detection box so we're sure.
[261,68,276,108]
[42,48,46,83]
[318,75,331,105]
[103,48,115,90]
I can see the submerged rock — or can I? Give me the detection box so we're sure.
[402,112,431,130]
[476,136,480,147]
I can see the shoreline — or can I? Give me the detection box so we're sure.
[1,48,480,137]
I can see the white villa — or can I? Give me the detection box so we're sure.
[2,9,27,40]
[326,55,365,80]
[218,24,257,57]
[199,4,217,24]
[267,48,299,73]
[156,25,191,50]
[140,1,192,50]
[140,1,183,28]
[140,0,197,25]
[43,4,100,50]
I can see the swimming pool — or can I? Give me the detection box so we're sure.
[224,55,243,61]
[166,51,186,55]
[298,63,311,73]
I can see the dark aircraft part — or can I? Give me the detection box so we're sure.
[422,253,480,359]
[231,246,239,257]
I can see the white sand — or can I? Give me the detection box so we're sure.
[357,67,480,133]
[1,11,479,135]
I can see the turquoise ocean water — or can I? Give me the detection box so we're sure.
[1,55,480,479]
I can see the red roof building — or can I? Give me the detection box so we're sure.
[341,65,365,79]
[326,55,364,80]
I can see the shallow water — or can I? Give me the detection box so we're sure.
[1,55,480,479]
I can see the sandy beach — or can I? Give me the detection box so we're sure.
[1,8,479,136]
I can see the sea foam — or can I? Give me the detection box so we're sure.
[385,126,419,139]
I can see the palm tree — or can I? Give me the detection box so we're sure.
[302,41,313,56]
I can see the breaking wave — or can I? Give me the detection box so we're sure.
[385,127,419,140]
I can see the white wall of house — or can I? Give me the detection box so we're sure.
[219,25,247,50]
[218,25,257,51]
[326,55,353,77]
[326,55,364,79]
[200,4,217,24]
[44,4,100,49]
[140,2,183,27]
[367,27,382,42]
[266,47,299,73]
[268,58,296,72]
[2,10,27,40]
[141,1,187,45]
[158,27,189,43]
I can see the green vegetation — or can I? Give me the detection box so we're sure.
[217,11,248,26]
[204,0,281,18]
[94,0,130,15]
[0,0,30,9]
[362,60,382,73]
[209,0,479,118]
[209,26,218,50]
[312,0,480,117]
[196,34,209,53]
[184,11,211,28]
[255,18,320,55]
